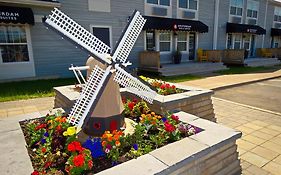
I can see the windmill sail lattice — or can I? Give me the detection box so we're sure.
[44,8,156,131]
[112,11,146,65]
[44,8,111,64]
[68,65,111,128]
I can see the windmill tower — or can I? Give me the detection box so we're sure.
[44,8,156,136]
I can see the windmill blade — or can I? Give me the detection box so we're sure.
[44,8,111,64]
[113,64,156,104]
[68,65,112,129]
[111,10,146,65]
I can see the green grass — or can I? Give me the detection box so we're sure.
[0,78,76,102]
[216,65,281,75]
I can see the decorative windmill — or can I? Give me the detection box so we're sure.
[44,8,156,136]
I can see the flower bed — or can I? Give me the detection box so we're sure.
[139,76,184,95]
[20,100,202,175]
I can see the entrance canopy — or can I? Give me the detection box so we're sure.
[226,22,265,35]
[0,6,34,25]
[271,28,281,36]
[143,16,208,33]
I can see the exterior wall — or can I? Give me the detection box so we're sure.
[217,0,229,50]
[198,0,215,50]
[32,0,144,77]
[266,1,278,48]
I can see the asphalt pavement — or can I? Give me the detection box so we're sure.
[214,78,281,113]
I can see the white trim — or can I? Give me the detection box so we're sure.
[90,25,113,50]
[158,31,172,53]
[213,0,220,49]
[0,24,35,80]
[0,0,61,7]
[245,0,259,25]
[177,0,199,19]
[229,0,244,23]
[144,31,147,50]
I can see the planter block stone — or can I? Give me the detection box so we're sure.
[121,83,216,122]
[53,84,216,122]
[97,112,241,175]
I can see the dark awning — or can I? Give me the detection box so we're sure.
[271,28,281,36]
[143,16,208,33]
[226,22,265,35]
[0,6,34,25]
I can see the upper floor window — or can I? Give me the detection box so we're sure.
[179,0,198,10]
[147,0,170,6]
[230,0,243,16]
[274,7,281,23]
[247,0,258,18]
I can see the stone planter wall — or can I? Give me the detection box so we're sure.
[121,84,216,122]
[96,112,241,175]
[54,84,216,122]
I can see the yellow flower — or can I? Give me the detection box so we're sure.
[56,151,61,156]
[151,112,155,115]
[63,126,76,136]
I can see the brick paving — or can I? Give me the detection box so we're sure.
[213,97,281,175]
[0,97,54,118]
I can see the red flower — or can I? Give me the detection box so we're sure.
[88,160,93,169]
[41,147,46,153]
[171,85,176,89]
[160,84,166,89]
[35,124,47,131]
[132,98,138,103]
[73,154,84,167]
[165,83,170,88]
[44,162,51,169]
[164,121,175,132]
[31,170,39,175]
[68,141,83,152]
[171,115,179,121]
[128,102,135,110]
[56,125,62,132]
[67,143,76,152]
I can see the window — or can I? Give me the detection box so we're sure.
[0,25,29,63]
[230,0,243,16]
[147,0,170,6]
[234,35,241,49]
[146,31,155,51]
[274,7,281,23]
[92,26,111,49]
[177,33,187,51]
[247,0,258,18]
[227,34,233,49]
[159,31,171,51]
[179,0,198,10]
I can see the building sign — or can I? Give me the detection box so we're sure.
[0,6,34,25]
[247,28,258,34]
[174,24,192,31]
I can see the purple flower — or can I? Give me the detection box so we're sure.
[178,123,187,133]
[44,132,49,137]
[133,144,138,150]
[41,139,46,144]
[161,117,167,122]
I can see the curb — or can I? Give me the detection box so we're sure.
[213,97,281,117]
[211,74,281,91]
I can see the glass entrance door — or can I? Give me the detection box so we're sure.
[189,33,195,60]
